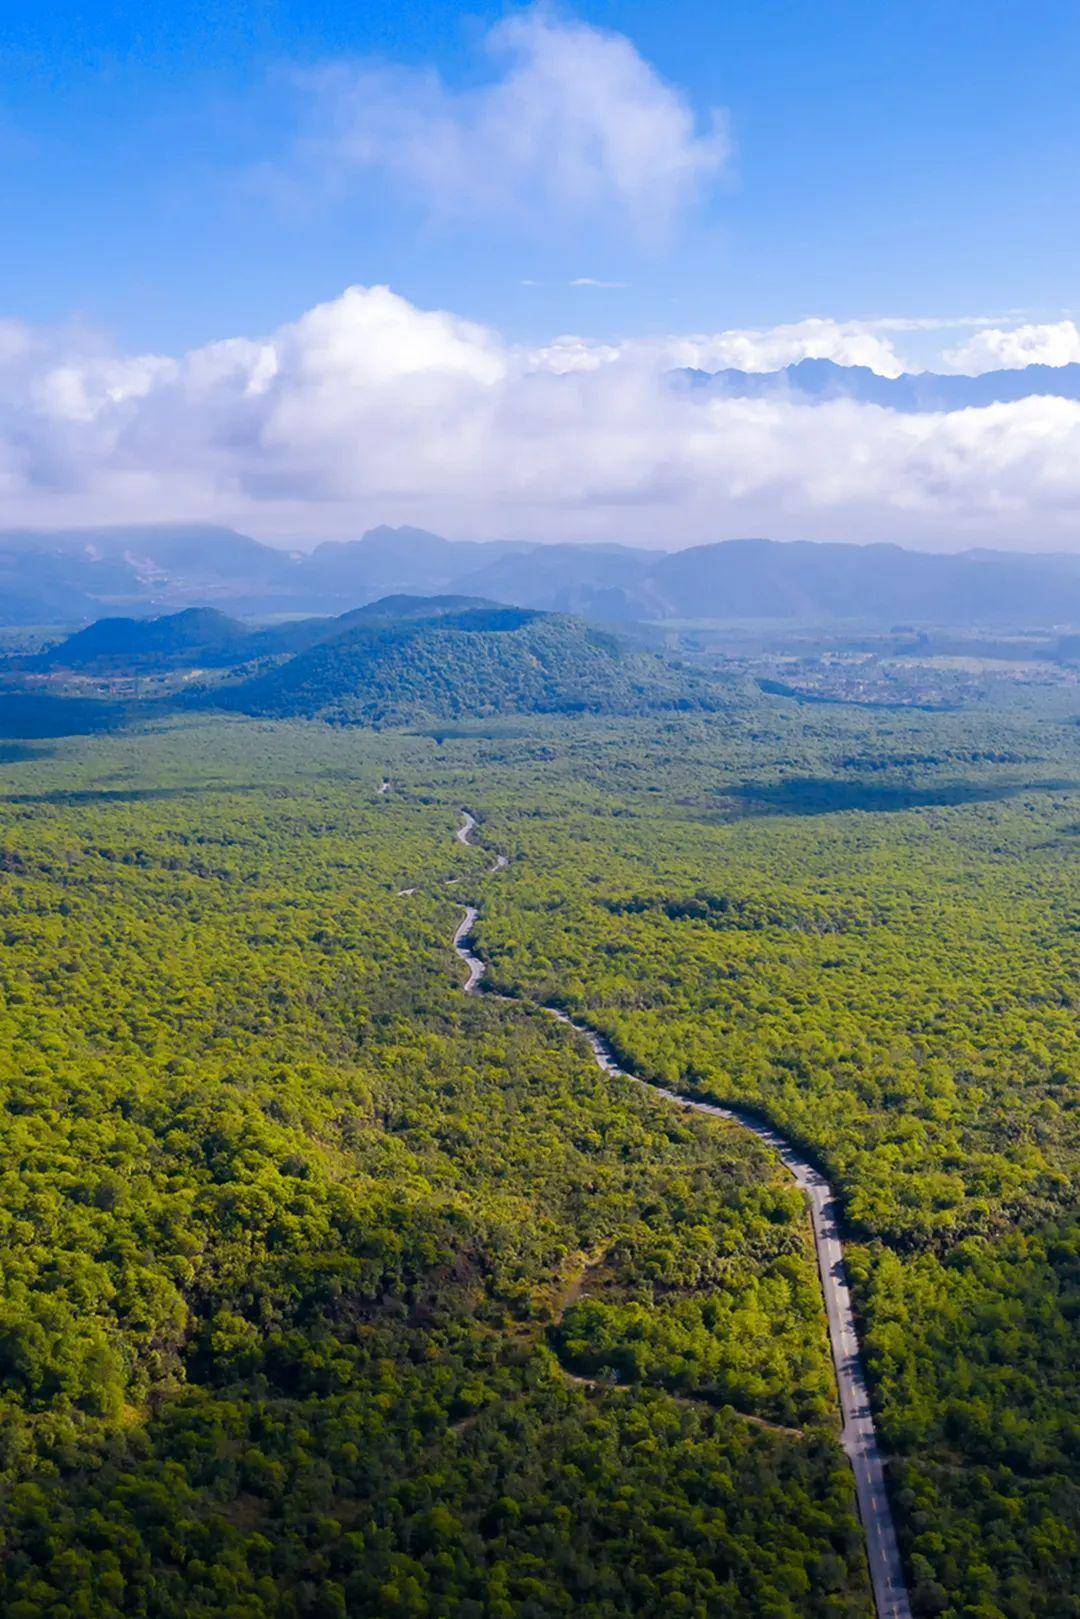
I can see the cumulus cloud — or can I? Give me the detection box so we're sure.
[944,320,1080,374]
[523,316,907,377]
[301,8,729,239]
[521,312,1016,377]
[524,334,624,374]
[3,283,1080,549]
[647,318,908,376]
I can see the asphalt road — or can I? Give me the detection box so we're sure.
[449,809,913,1619]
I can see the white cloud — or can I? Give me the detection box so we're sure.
[277,284,504,388]
[3,284,1080,549]
[300,8,729,239]
[944,320,1080,374]
[855,313,1019,335]
[525,337,623,374]
[33,354,178,423]
[0,320,35,365]
[523,317,907,377]
[650,318,908,377]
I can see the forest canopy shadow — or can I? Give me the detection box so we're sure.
[728,776,1080,816]
[2,783,272,807]
[0,694,136,738]
[0,742,55,764]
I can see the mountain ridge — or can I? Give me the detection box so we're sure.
[678,355,1080,411]
[4,520,1080,630]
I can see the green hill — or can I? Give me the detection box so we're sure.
[239,593,494,660]
[36,607,249,670]
[33,596,494,674]
[216,604,713,725]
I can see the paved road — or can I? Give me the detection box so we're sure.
[450,810,912,1619]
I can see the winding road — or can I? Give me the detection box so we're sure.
[450,809,912,1619]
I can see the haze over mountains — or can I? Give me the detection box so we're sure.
[679,357,1080,412]
[5,357,1080,632]
[5,517,1080,630]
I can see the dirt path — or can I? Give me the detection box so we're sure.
[558,1367,807,1438]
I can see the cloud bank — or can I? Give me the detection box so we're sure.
[2,284,1080,550]
[301,9,729,240]
[944,320,1080,374]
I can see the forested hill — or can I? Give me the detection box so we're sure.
[28,596,495,673]
[212,604,715,724]
[33,607,250,670]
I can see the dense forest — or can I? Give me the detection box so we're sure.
[0,690,1075,1617]
[209,606,715,725]
[0,719,867,1618]
[466,699,1079,1618]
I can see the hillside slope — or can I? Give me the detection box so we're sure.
[30,596,497,674]
[35,607,249,670]
[216,605,713,724]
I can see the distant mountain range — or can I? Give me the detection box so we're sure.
[4,518,1080,630]
[677,356,1080,412]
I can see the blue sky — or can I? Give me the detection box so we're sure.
[2,2,1080,548]
[5,0,1079,354]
